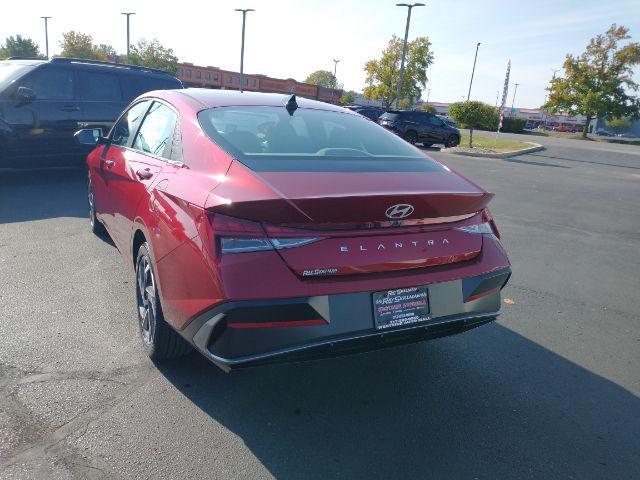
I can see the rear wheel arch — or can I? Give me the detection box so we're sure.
[132,229,147,267]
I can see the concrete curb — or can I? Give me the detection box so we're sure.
[443,142,545,159]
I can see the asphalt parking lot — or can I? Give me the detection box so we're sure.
[1,134,639,479]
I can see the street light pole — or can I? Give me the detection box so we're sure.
[426,88,431,104]
[551,68,560,80]
[332,58,340,88]
[40,16,51,59]
[395,2,425,107]
[235,8,255,93]
[466,42,481,101]
[511,82,519,110]
[121,12,135,61]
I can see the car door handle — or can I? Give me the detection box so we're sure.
[104,159,115,168]
[136,168,153,180]
[60,105,80,112]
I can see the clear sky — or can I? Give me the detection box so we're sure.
[1,0,639,108]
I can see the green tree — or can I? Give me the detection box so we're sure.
[95,43,119,62]
[605,115,632,133]
[363,35,434,108]
[340,91,355,105]
[448,101,497,148]
[417,104,436,113]
[0,35,42,59]
[59,31,108,60]
[543,24,640,138]
[305,70,338,89]
[129,39,178,74]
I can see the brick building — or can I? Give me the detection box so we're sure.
[175,62,342,104]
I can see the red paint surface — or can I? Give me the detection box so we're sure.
[88,89,511,331]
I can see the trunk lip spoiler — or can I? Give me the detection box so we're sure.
[270,212,478,232]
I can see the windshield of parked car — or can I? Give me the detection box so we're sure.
[0,63,35,92]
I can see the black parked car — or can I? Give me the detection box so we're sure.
[0,57,182,169]
[378,110,460,148]
[351,106,386,121]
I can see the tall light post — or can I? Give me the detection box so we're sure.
[40,16,51,59]
[332,58,340,88]
[426,88,431,104]
[121,12,135,61]
[395,2,425,107]
[466,42,481,101]
[511,82,520,111]
[551,68,560,80]
[235,8,255,93]
[495,89,499,107]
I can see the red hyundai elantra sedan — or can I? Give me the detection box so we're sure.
[76,89,511,371]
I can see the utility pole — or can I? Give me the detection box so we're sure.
[511,82,520,111]
[332,58,340,89]
[40,16,51,59]
[121,12,135,61]
[395,3,425,107]
[235,8,255,92]
[466,42,481,101]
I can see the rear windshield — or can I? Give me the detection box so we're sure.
[198,106,444,172]
[0,63,35,91]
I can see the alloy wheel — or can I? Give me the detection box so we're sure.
[136,255,157,345]
[87,175,95,227]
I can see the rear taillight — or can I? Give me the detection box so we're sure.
[210,214,322,254]
[455,209,501,238]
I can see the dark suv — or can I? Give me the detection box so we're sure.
[378,110,460,148]
[0,57,182,169]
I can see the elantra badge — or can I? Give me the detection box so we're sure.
[385,203,414,219]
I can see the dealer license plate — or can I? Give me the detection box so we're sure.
[373,286,430,330]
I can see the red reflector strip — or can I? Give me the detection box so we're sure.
[227,319,326,329]
[465,286,501,303]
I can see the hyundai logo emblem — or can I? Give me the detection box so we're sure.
[385,204,414,219]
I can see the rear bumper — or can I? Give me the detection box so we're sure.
[180,268,511,371]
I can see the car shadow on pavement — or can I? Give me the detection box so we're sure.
[0,168,88,224]
[157,323,639,479]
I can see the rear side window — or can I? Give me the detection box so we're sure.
[133,102,177,159]
[120,74,180,101]
[111,100,150,147]
[78,70,121,101]
[379,112,400,121]
[21,66,74,100]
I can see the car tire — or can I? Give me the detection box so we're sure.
[135,242,192,361]
[404,130,418,145]
[445,135,459,148]
[87,173,106,236]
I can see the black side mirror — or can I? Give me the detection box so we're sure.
[16,86,36,103]
[74,128,106,146]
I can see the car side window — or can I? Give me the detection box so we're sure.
[20,66,74,100]
[429,116,443,126]
[78,70,121,101]
[132,102,178,160]
[111,101,150,147]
